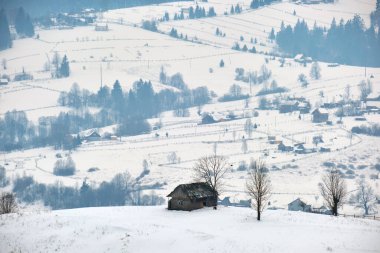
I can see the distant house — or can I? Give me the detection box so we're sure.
[288,198,311,212]
[268,135,280,144]
[294,54,312,64]
[0,79,8,85]
[201,113,216,124]
[219,197,251,208]
[279,101,299,113]
[294,143,316,154]
[167,182,217,211]
[312,205,332,215]
[319,147,331,152]
[95,23,109,31]
[321,102,339,109]
[298,101,311,114]
[365,101,380,114]
[80,129,101,142]
[278,142,294,152]
[312,108,329,123]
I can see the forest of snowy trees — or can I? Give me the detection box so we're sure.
[0,7,34,50]
[275,11,380,67]
[0,73,211,152]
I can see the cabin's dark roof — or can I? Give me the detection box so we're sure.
[167,182,215,199]
[288,198,307,206]
[312,108,328,115]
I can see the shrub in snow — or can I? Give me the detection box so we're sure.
[0,192,17,214]
[53,156,76,176]
[219,59,224,67]
[13,175,34,193]
[142,20,157,31]
[310,62,321,80]
[167,152,180,164]
[322,161,335,168]
[237,161,248,171]
[88,167,99,173]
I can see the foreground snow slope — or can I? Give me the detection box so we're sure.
[1,206,379,253]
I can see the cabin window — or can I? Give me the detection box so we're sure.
[177,200,183,205]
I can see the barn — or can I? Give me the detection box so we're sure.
[79,129,101,142]
[279,101,299,113]
[0,78,9,85]
[288,198,311,212]
[167,182,217,211]
[311,108,329,123]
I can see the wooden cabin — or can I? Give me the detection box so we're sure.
[167,182,217,211]
[311,108,329,123]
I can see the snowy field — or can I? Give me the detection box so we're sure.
[1,206,380,253]
[0,0,380,214]
[1,0,379,120]
[2,105,380,210]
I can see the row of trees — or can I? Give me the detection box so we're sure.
[250,0,277,9]
[14,7,35,37]
[0,109,96,151]
[8,168,165,210]
[193,155,376,221]
[0,73,211,152]
[1,0,188,17]
[229,4,242,14]
[0,9,12,50]
[276,15,380,66]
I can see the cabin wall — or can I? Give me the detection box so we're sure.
[168,198,203,211]
[313,114,328,123]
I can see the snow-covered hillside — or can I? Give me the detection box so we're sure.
[1,206,380,253]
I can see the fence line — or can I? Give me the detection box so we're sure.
[339,213,380,221]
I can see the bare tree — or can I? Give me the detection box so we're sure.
[319,170,347,216]
[244,118,253,138]
[193,155,229,204]
[355,179,377,215]
[0,192,17,214]
[241,138,248,154]
[246,160,271,221]
[310,61,321,80]
[359,79,372,102]
[1,58,7,70]
[343,84,351,103]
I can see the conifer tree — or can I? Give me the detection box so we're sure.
[15,7,34,37]
[0,9,12,50]
[60,55,70,77]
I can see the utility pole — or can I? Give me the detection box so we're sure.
[249,72,252,96]
[100,63,103,88]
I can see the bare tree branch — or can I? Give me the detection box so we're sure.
[192,155,229,202]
